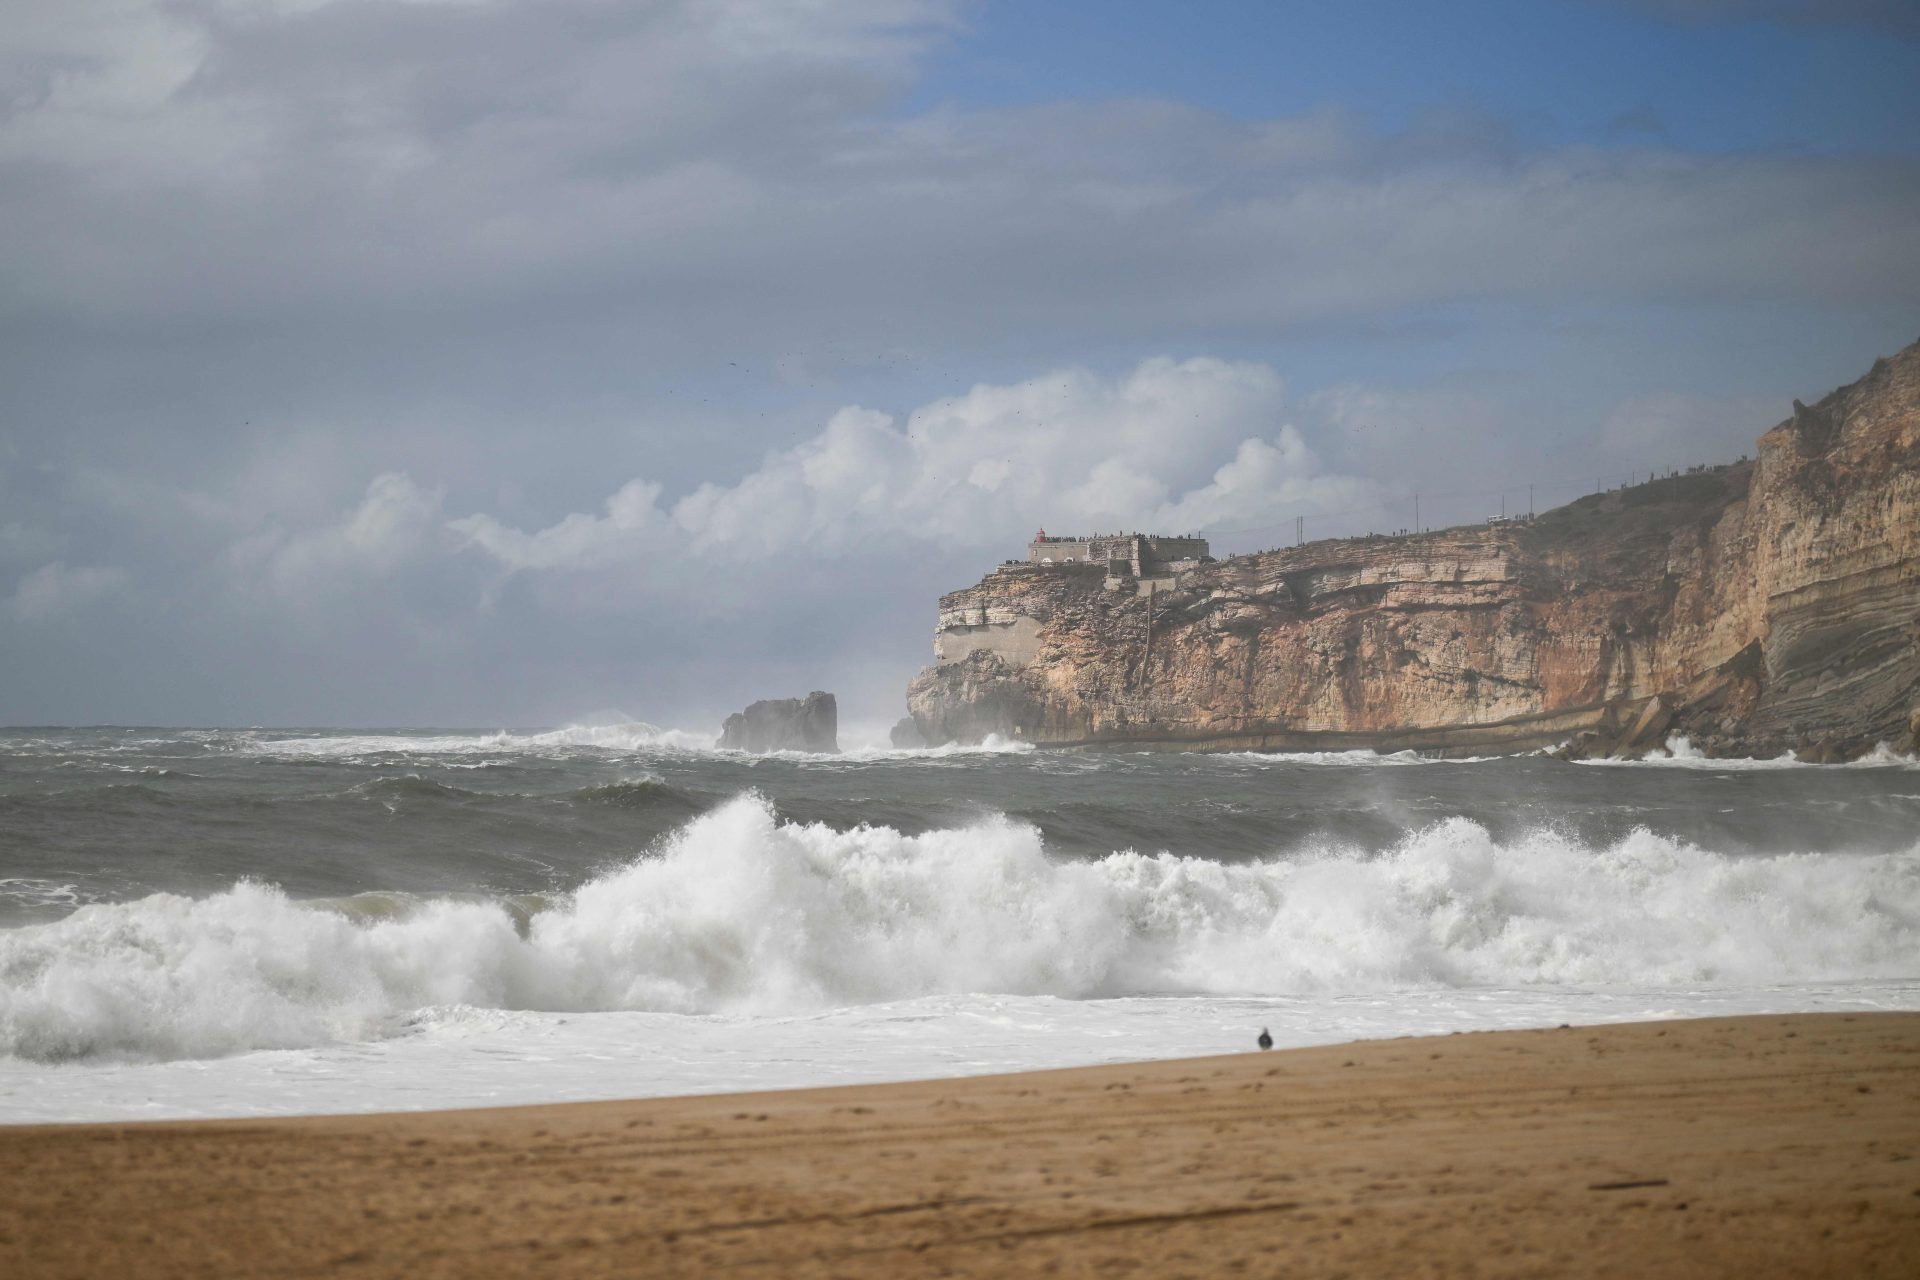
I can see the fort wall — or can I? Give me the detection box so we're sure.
[1026,532,1210,576]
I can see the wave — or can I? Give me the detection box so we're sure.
[308,890,560,932]
[351,773,712,813]
[562,776,708,812]
[759,734,1038,762]
[1207,748,1483,767]
[19,782,178,806]
[250,720,713,758]
[0,879,89,915]
[347,774,485,802]
[1576,736,1920,771]
[2,793,1915,1063]
[251,725,1040,764]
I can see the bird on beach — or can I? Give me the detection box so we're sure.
[1257,1028,1273,1050]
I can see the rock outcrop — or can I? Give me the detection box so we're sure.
[718,691,839,753]
[904,342,1920,760]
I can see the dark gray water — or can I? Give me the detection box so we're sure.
[4,723,1919,1074]
[4,725,1917,927]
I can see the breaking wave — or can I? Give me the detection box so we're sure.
[248,724,1038,763]
[252,721,714,758]
[0,880,89,916]
[799,735,1036,761]
[1208,749,1488,767]
[562,776,709,814]
[1576,736,1920,771]
[348,774,484,802]
[3,794,1915,1063]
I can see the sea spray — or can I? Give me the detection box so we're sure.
[2,793,1916,1063]
[1574,735,1920,770]
[250,722,712,757]
[248,723,1036,760]
[0,884,532,1061]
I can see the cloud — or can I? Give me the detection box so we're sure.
[7,561,128,622]
[258,471,445,594]
[451,357,1372,573]
[0,0,964,321]
[3,0,1916,347]
[1,0,1913,727]
[450,479,670,571]
[0,337,1866,726]
[1150,431,1376,535]
[1297,375,1801,529]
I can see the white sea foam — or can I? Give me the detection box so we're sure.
[0,879,85,914]
[1575,736,1920,770]
[251,720,713,757]
[1208,748,1478,767]
[777,734,1036,762]
[3,794,1916,1064]
[12,984,1919,1124]
[250,723,1036,762]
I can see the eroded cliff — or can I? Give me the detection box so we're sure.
[904,342,1920,759]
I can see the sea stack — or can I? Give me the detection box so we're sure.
[717,691,839,753]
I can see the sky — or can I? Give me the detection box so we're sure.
[2,0,1917,733]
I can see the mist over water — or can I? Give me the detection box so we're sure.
[1,726,1917,1115]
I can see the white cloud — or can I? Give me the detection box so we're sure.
[450,479,670,571]
[1151,430,1375,533]
[2,0,1914,335]
[1,0,1911,728]
[264,471,445,593]
[452,356,1373,571]
[1295,376,1800,530]
[7,561,128,621]
[1307,379,1519,481]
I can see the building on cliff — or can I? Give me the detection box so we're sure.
[906,341,1920,760]
[933,531,1212,668]
[1027,531,1210,582]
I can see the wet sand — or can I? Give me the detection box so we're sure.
[3,1013,1917,1278]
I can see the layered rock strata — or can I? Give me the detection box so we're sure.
[905,342,1920,759]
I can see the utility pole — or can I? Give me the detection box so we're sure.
[1295,515,1303,546]
[1141,580,1155,687]
[1413,492,1419,536]
[1529,483,1534,519]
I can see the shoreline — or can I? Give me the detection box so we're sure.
[4,1012,1916,1277]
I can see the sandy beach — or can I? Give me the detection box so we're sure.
[3,1012,1916,1278]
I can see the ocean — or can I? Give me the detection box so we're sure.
[2,725,1917,1123]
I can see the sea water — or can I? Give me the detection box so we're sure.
[1,726,1916,1122]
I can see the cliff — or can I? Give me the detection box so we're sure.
[718,692,839,753]
[904,342,1920,759]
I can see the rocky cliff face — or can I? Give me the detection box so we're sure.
[905,342,1920,759]
[718,692,839,753]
